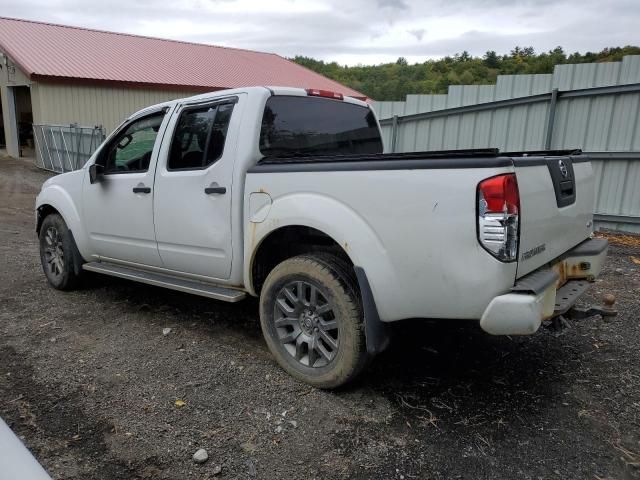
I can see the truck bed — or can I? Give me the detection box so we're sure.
[246,148,594,322]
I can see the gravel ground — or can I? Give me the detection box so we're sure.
[0,155,639,480]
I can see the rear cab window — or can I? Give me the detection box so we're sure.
[259,96,383,158]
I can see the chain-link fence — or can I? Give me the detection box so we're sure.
[33,124,106,173]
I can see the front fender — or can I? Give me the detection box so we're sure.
[36,173,90,260]
[244,192,398,311]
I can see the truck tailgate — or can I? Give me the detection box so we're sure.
[514,155,594,278]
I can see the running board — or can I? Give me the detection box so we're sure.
[82,262,246,302]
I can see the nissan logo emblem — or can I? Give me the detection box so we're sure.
[558,160,568,178]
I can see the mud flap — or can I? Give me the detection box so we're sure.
[354,266,390,355]
[67,229,86,276]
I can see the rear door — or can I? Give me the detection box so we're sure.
[514,154,595,277]
[152,96,241,280]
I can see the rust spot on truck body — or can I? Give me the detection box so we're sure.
[554,260,567,288]
[552,258,596,289]
[568,262,584,276]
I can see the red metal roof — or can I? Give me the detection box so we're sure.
[0,16,367,100]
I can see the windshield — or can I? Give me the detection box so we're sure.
[259,96,383,157]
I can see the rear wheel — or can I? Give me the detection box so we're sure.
[259,254,368,389]
[39,213,82,290]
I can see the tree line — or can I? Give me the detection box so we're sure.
[292,46,640,101]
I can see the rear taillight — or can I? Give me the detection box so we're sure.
[477,174,520,262]
[306,88,344,100]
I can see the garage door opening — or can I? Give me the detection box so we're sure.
[0,85,33,159]
[14,86,33,158]
[0,91,4,150]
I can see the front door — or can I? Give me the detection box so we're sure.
[153,96,240,280]
[83,109,169,266]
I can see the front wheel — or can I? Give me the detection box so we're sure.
[39,213,82,290]
[259,254,368,389]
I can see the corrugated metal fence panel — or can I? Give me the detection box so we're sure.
[621,55,640,83]
[554,92,640,151]
[591,155,640,234]
[374,57,640,121]
[385,104,552,152]
[373,55,640,232]
[592,158,640,234]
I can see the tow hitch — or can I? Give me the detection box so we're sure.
[565,293,618,321]
[547,293,617,331]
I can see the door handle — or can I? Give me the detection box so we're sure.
[205,184,227,195]
[132,185,151,194]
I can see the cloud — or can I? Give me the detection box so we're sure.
[0,0,636,65]
[408,28,426,41]
[376,0,409,9]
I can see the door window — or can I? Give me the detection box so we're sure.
[103,112,165,174]
[168,103,234,170]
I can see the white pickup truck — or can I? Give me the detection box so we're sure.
[36,86,610,388]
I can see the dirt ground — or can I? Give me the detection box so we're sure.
[1,155,639,480]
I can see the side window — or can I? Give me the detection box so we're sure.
[104,113,165,174]
[168,103,234,170]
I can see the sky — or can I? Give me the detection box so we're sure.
[0,0,637,65]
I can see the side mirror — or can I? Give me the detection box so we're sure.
[89,163,104,184]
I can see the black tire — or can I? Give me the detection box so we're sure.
[259,253,369,389]
[38,213,82,290]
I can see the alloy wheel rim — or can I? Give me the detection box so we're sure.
[43,227,64,278]
[273,280,339,368]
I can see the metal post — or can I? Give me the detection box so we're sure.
[88,128,97,162]
[2,86,20,158]
[390,115,399,153]
[32,126,45,170]
[39,125,55,172]
[49,127,65,173]
[544,88,559,150]
[74,124,82,169]
[59,128,73,171]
